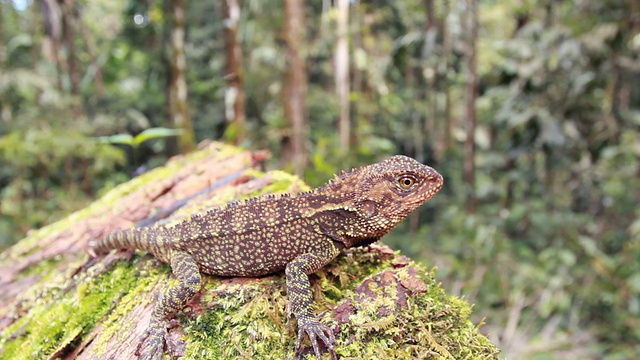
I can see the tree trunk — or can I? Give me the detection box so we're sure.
[41,0,63,91]
[0,4,9,123]
[335,0,350,152]
[423,0,439,163]
[78,14,104,101]
[169,0,195,153]
[351,0,363,150]
[415,0,438,164]
[282,0,308,175]
[442,0,453,154]
[320,0,331,37]
[223,0,246,144]
[463,0,478,213]
[60,0,79,96]
[29,1,43,70]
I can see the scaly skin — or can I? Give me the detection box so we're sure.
[89,155,444,360]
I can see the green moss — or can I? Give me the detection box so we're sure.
[250,169,312,196]
[0,257,160,360]
[182,277,291,359]
[332,265,500,360]
[319,246,396,298]
[16,256,62,283]
[87,257,170,357]
[162,248,499,360]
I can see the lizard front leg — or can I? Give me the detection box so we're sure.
[138,251,202,360]
[285,241,340,360]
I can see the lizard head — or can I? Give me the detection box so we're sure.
[331,155,444,247]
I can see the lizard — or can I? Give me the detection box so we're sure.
[88,155,444,360]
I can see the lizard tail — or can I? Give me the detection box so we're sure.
[88,228,154,256]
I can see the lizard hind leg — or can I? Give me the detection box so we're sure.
[137,251,202,360]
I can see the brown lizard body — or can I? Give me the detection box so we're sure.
[89,155,444,359]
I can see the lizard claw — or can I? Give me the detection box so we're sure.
[296,318,337,360]
[135,318,169,360]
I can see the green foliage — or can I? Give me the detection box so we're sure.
[95,127,183,168]
[0,258,160,360]
[384,2,640,357]
[96,127,183,148]
[0,0,180,249]
[0,115,125,250]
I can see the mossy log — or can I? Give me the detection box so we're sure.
[0,142,500,359]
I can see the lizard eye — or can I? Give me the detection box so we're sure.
[398,176,416,189]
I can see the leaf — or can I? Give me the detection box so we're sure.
[581,22,619,53]
[132,128,183,147]
[508,108,535,128]
[95,134,134,146]
[7,33,33,56]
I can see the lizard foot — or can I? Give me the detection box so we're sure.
[135,318,174,360]
[296,318,337,360]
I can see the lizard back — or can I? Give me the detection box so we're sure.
[167,195,332,276]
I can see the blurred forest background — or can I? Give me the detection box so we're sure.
[1,0,639,358]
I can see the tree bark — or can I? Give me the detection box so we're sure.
[282,0,308,175]
[442,0,453,154]
[169,0,195,153]
[223,0,246,144]
[422,0,439,163]
[0,4,9,123]
[77,13,104,101]
[335,0,350,152]
[41,0,64,91]
[351,0,363,149]
[463,0,478,213]
[60,0,79,96]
